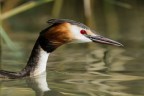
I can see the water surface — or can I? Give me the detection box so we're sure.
[1,33,144,96]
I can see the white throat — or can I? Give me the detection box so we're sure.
[31,47,50,76]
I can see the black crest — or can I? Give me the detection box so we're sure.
[47,19,90,30]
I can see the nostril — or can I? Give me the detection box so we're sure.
[80,30,87,35]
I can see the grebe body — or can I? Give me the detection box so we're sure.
[0,19,123,79]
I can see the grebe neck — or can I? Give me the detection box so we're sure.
[0,37,54,79]
[24,38,50,76]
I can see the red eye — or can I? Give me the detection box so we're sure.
[80,30,87,35]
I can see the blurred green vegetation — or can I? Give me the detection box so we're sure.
[0,0,53,50]
[1,0,144,50]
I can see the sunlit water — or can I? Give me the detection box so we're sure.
[1,32,144,96]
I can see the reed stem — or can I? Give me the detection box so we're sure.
[0,0,53,20]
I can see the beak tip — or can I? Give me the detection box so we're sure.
[111,42,124,47]
[117,42,124,47]
[121,44,124,47]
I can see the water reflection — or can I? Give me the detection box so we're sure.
[1,65,144,96]
[26,72,66,96]
[1,35,144,96]
[46,70,144,96]
[27,72,50,96]
[0,72,66,96]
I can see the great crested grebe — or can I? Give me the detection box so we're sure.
[0,19,123,79]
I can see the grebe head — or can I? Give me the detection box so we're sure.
[39,19,123,52]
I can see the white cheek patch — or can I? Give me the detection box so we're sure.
[70,25,92,43]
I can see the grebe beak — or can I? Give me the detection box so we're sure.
[86,34,123,47]
[80,30,123,47]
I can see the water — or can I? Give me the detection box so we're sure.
[1,33,144,96]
